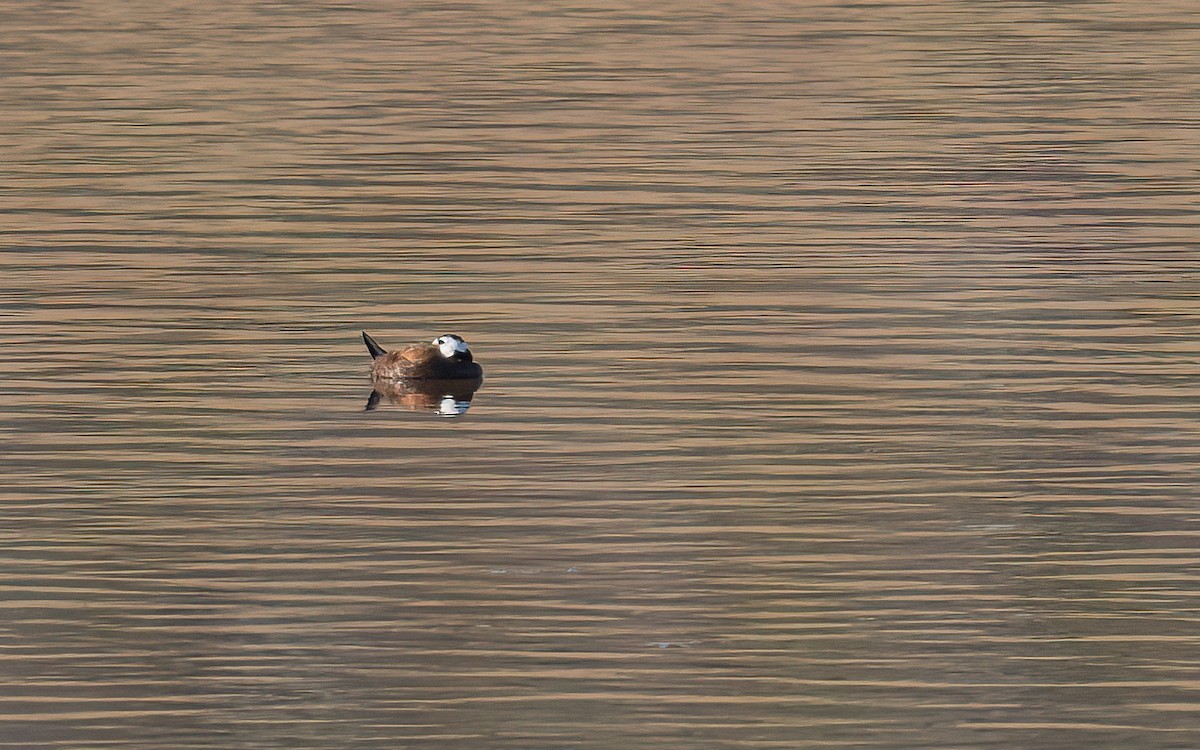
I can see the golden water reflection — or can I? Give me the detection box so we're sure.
[1,0,1199,748]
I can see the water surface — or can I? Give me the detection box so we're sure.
[2,1,1199,748]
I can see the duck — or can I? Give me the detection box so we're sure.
[362,331,483,381]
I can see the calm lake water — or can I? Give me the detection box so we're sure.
[2,1,1199,748]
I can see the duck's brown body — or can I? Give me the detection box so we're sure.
[363,331,483,381]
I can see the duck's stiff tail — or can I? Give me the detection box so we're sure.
[362,331,387,359]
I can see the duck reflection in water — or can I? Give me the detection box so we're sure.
[364,378,482,416]
[361,331,484,417]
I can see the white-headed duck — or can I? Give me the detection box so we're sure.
[362,331,483,381]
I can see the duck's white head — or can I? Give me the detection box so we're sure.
[433,334,470,359]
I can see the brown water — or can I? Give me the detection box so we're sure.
[2,2,1199,748]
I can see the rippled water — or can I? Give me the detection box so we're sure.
[3,1,1199,748]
